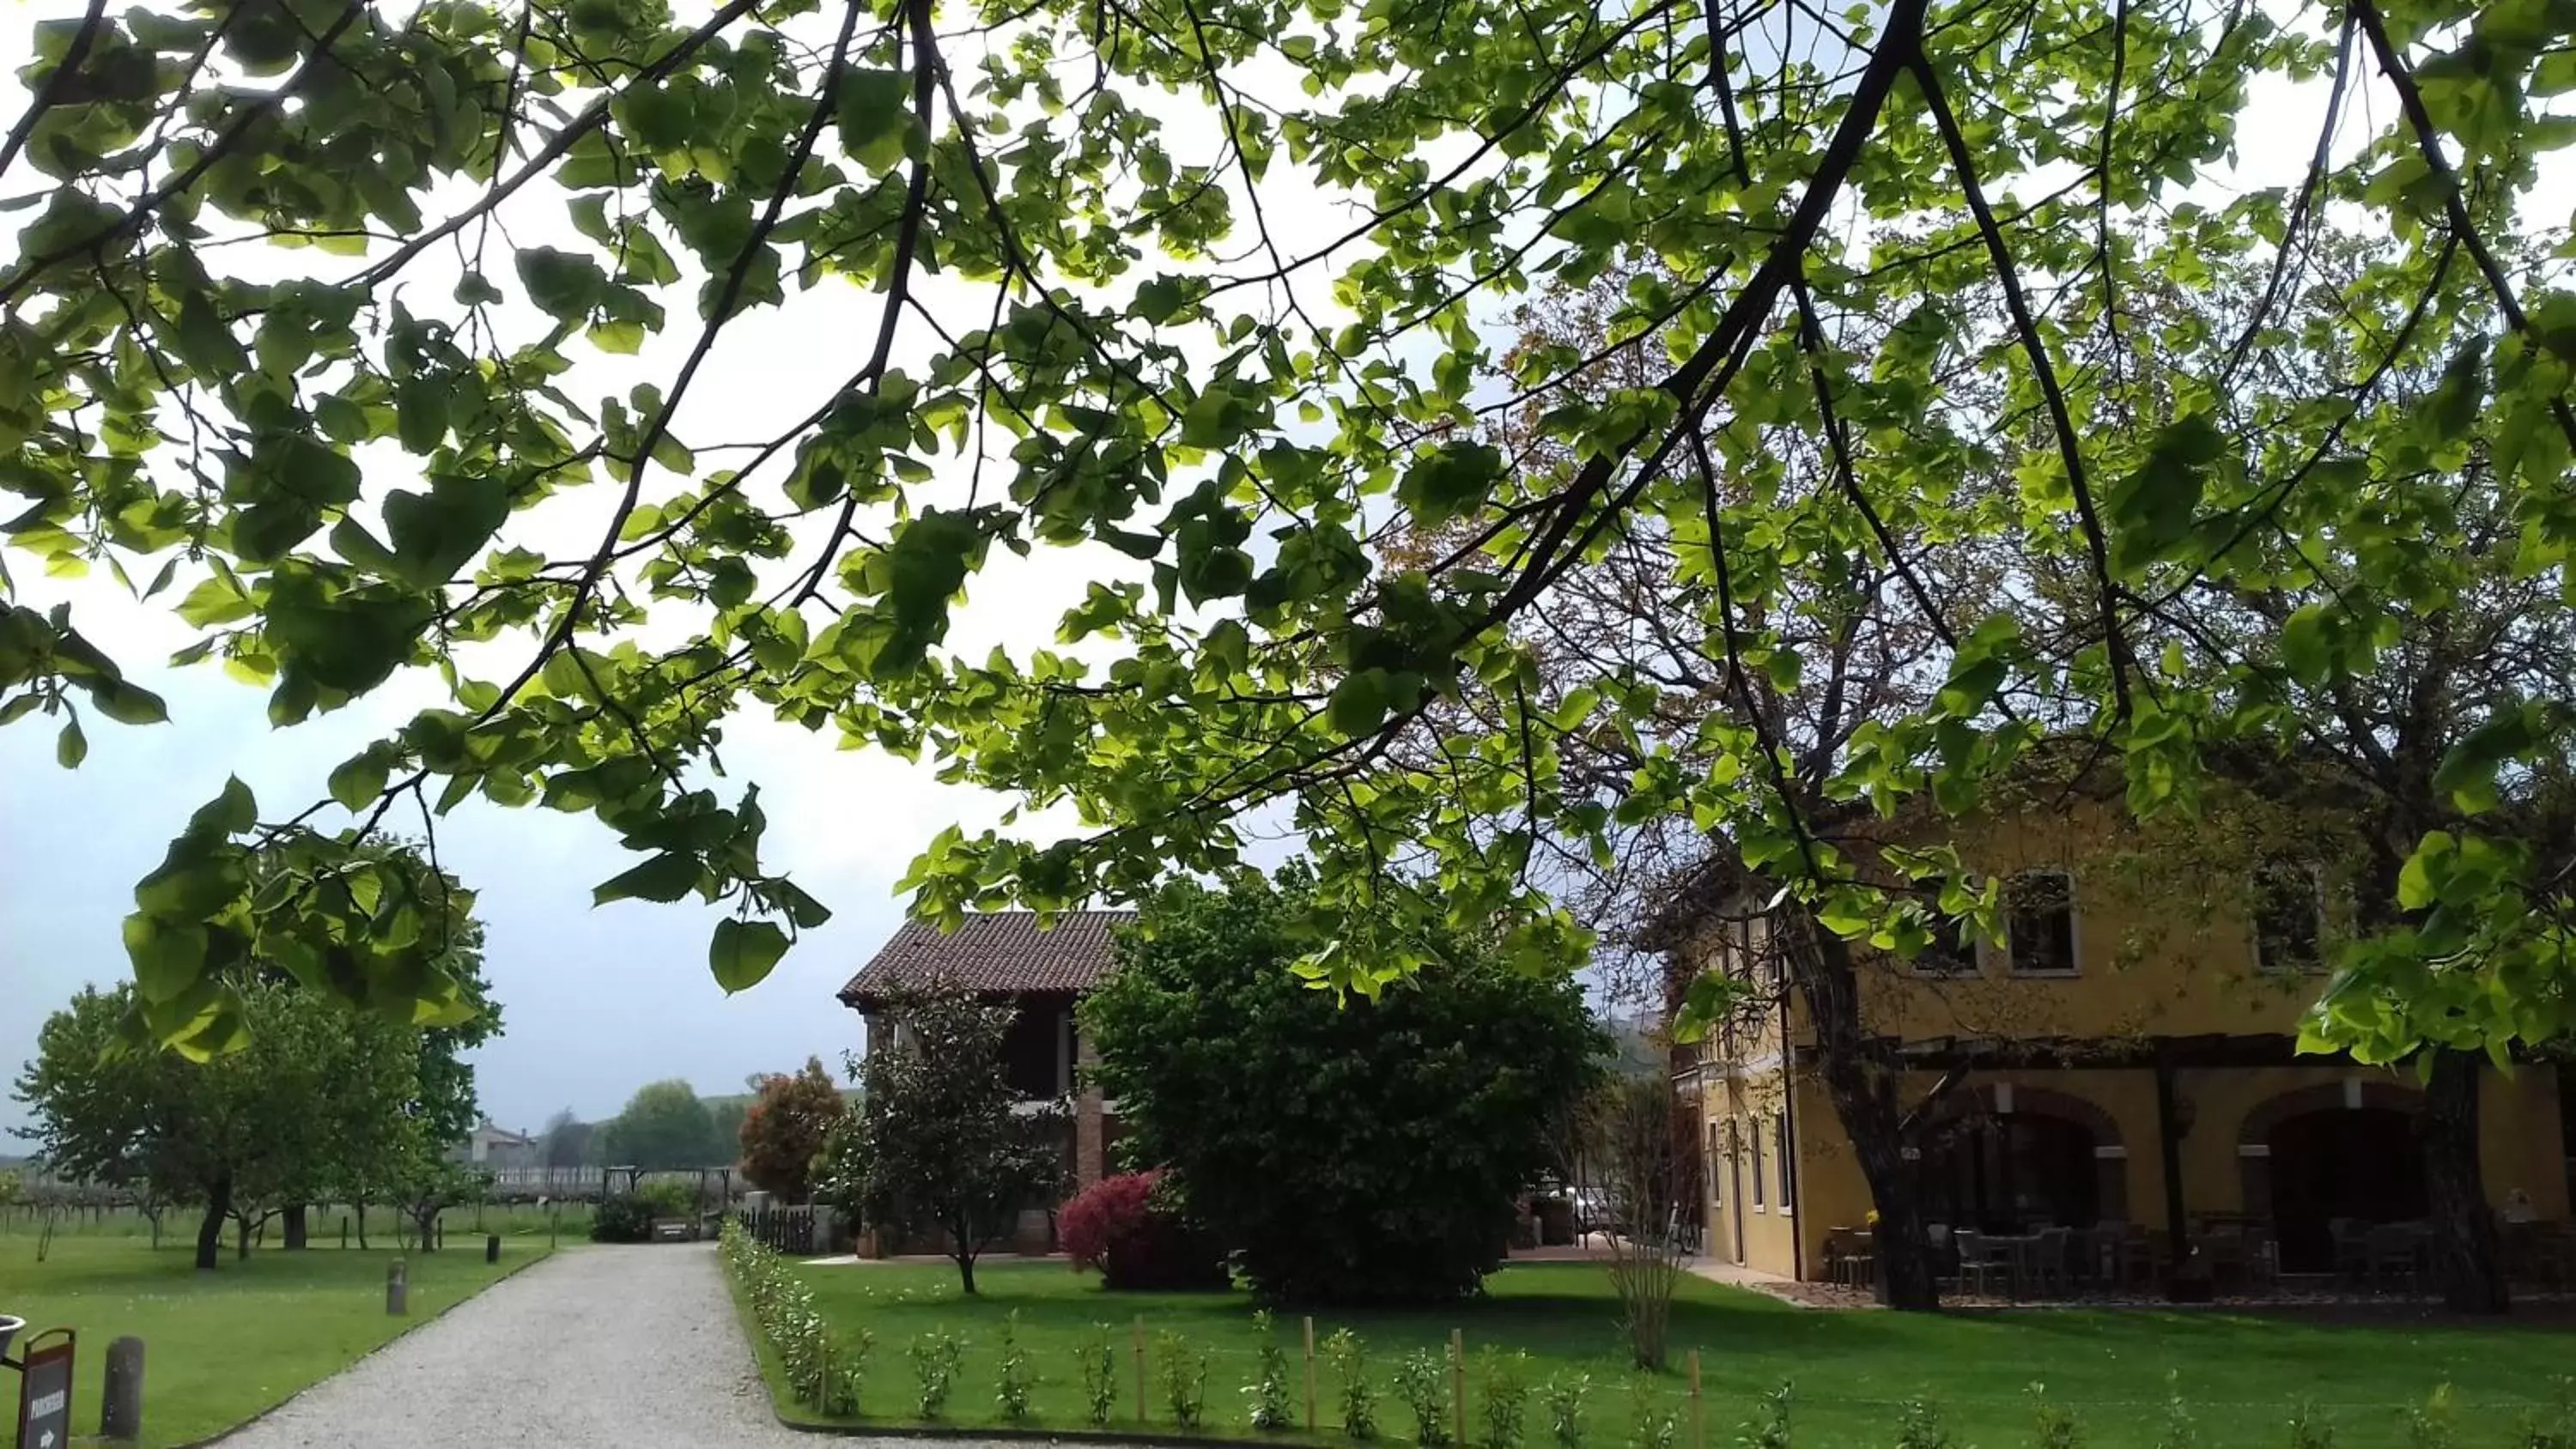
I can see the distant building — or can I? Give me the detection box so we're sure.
[454,1119,540,1169]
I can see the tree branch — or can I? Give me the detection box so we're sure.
[1914,52,2136,720]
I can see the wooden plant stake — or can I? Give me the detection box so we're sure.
[1450,1329,1467,1446]
[1303,1315,1318,1431]
[1133,1315,1148,1422]
[1687,1349,1704,1449]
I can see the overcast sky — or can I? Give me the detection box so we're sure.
[0,0,2526,1139]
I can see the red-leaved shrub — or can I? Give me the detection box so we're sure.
[1059,1170,1227,1289]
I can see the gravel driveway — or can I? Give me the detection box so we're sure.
[223,1244,810,1448]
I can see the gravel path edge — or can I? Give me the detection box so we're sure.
[183,1246,558,1449]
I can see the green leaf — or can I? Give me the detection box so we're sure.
[2279,603,2337,685]
[172,289,247,379]
[55,714,85,767]
[396,379,450,454]
[592,852,702,906]
[176,573,255,627]
[122,912,207,1003]
[2106,414,2224,574]
[772,880,834,930]
[88,678,168,724]
[276,434,363,506]
[835,68,917,172]
[2432,704,2546,817]
[588,318,647,355]
[2397,831,2456,911]
[515,246,607,322]
[1395,440,1504,530]
[1327,670,1389,736]
[189,776,258,839]
[329,747,392,813]
[709,917,790,993]
[383,474,510,589]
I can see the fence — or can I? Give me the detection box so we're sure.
[733,1203,839,1256]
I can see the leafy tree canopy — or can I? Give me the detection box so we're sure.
[737,1055,848,1201]
[6,0,2574,1061]
[1084,868,1608,1303]
[598,1076,731,1167]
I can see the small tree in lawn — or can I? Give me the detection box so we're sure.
[739,1058,848,1203]
[832,980,1066,1293]
[1589,1076,1691,1369]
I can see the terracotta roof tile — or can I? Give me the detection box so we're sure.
[837,910,1135,1003]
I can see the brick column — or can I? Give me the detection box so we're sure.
[1074,1029,1105,1188]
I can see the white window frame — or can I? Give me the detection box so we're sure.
[1748,1116,1766,1212]
[2251,861,2330,975]
[1910,909,1987,979]
[1998,869,2081,978]
[1706,1119,1723,1208]
[1774,1112,1795,1217]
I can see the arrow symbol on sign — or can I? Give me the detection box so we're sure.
[39,1430,58,1449]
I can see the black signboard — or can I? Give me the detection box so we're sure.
[15,1330,71,1449]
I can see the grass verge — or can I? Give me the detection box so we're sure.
[3,1233,544,1446]
[724,1239,2576,1449]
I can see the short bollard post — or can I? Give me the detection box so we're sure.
[101,1336,145,1442]
[485,1234,500,1264]
[386,1258,409,1316]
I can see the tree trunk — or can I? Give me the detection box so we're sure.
[355,1197,370,1250]
[195,1179,230,1270]
[957,1252,978,1294]
[2423,1047,2509,1313]
[2354,809,2506,1316]
[236,1214,252,1261]
[1784,909,1941,1308]
[284,1203,308,1250]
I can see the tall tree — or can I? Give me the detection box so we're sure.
[598,1079,720,1168]
[539,1108,596,1170]
[2136,236,2576,1312]
[825,983,1066,1294]
[738,1058,847,1203]
[1085,869,1607,1304]
[13,979,423,1269]
[7,0,2573,1270]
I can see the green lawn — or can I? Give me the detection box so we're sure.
[2,1234,540,1447]
[735,1258,2576,1449]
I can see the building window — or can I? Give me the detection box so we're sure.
[1912,912,1982,976]
[2006,870,2079,976]
[1749,1118,1765,1210]
[2252,861,2325,973]
[1775,1113,1795,1215]
[1707,1120,1723,1206]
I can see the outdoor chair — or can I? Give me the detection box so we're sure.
[2030,1227,2075,1298]
[1848,1230,1877,1291]
[1951,1228,2014,1297]
[2329,1218,2371,1287]
[2199,1224,2248,1294]
[1821,1229,1858,1286]
[2365,1223,2427,1295]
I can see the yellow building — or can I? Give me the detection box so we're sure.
[1672,799,2574,1284]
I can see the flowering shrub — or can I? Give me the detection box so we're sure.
[1058,1169,1226,1290]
